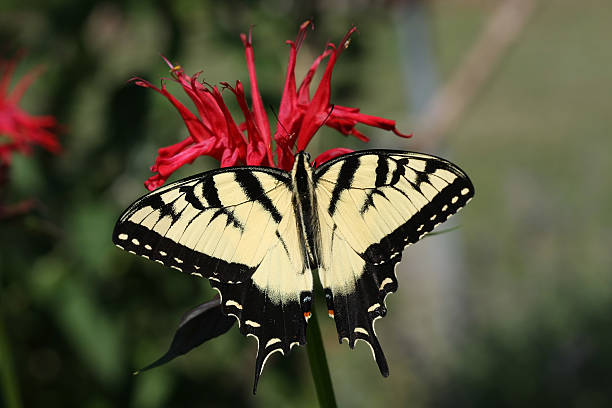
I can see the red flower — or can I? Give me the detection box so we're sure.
[135,21,410,191]
[0,56,61,165]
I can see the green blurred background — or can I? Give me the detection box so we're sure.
[2,0,612,406]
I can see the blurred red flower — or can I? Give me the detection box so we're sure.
[0,55,61,218]
[135,21,410,191]
[0,56,61,166]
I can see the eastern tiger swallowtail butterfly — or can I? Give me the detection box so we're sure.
[113,149,474,392]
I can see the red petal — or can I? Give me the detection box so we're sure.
[0,57,61,162]
[296,27,358,151]
[312,148,353,167]
[208,85,248,157]
[277,21,312,121]
[275,137,295,171]
[273,21,320,169]
[223,81,273,167]
[6,65,45,104]
[154,139,217,172]
[154,137,194,159]
[331,106,412,138]
[349,128,370,142]
[0,144,16,164]
[220,147,242,168]
[159,58,230,135]
[297,47,332,105]
[188,74,221,131]
[240,28,272,163]
[0,58,18,99]
[172,67,221,133]
[325,117,371,143]
[273,29,302,146]
[144,174,167,191]
[145,138,221,191]
[135,70,254,190]
[132,77,214,143]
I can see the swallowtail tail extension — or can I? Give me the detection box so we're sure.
[113,150,474,392]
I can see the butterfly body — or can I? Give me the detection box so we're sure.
[113,149,474,393]
[291,151,322,272]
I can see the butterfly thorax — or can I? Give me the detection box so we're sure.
[291,151,322,272]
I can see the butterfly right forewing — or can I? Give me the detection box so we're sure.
[313,150,474,375]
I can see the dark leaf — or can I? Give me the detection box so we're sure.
[134,296,235,374]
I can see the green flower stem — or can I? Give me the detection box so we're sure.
[306,309,337,408]
[0,314,22,408]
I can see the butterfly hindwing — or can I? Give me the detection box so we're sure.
[314,150,474,374]
[112,167,313,393]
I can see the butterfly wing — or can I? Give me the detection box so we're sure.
[314,150,474,375]
[113,167,313,393]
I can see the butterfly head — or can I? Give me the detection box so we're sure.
[294,151,313,169]
[296,150,311,161]
[292,151,315,187]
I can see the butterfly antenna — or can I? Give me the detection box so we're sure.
[269,104,292,139]
[269,104,335,153]
[308,104,336,142]
[322,104,335,127]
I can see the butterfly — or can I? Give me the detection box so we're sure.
[113,149,474,392]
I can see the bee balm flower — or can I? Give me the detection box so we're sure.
[134,21,410,190]
[0,56,60,166]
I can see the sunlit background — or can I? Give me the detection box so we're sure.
[2,0,612,407]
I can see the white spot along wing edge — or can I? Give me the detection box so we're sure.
[112,165,314,394]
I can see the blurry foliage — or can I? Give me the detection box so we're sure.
[1,0,612,407]
[435,294,612,408]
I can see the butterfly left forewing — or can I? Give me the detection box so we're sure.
[113,167,313,393]
[314,150,474,375]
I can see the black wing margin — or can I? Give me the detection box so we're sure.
[314,150,474,375]
[113,166,313,393]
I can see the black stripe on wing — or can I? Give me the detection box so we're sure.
[327,155,360,216]
[236,171,284,224]
[316,150,474,377]
[113,165,303,394]
[325,175,472,377]
[117,165,291,224]
[363,166,474,265]
[113,221,312,394]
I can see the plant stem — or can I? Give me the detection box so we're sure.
[306,309,337,408]
[0,314,22,408]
